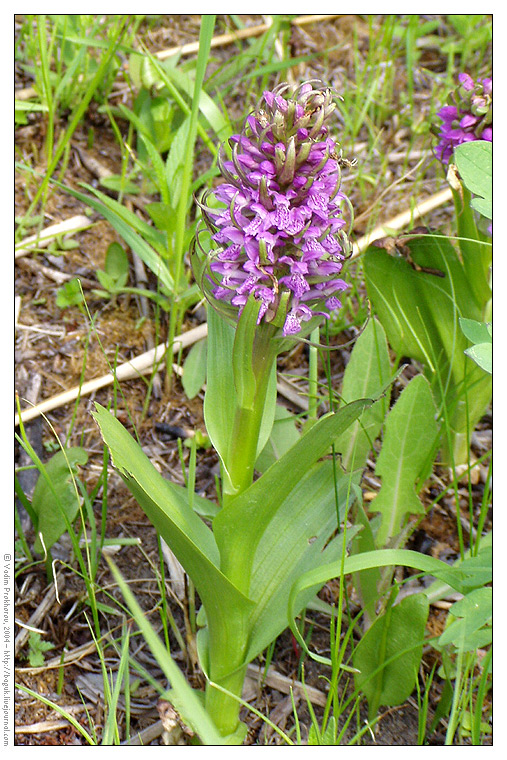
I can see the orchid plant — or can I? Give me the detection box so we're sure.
[93,81,478,744]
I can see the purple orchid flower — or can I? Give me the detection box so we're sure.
[197,81,352,337]
[434,73,492,165]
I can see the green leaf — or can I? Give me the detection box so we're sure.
[232,296,262,410]
[213,399,373,583]
[454,141,492,220]
[244,460,359,663]
[96,270,116,292]
[370,375,439,546]
[203,307,239,476]
[460,318,492,374]
[92,404,254,640]
[100,175,142,195]
[334,317,392,472]
[459,317,491,345]
[105,242,129,279]
[363,235,492,465]
[255,405,300,473]
[145,202,176,234]
[438,587,492,651]
[27,632,55,667]
[464,342,492,374]
[56,278,84,309]
[353,593,429,719]
[32,447,88,553]
[204,306,276,482]
[350,500,382,626]
[181,338,207,400]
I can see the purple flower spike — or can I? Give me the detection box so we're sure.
[197,81,353,337]
[434,73,492,165]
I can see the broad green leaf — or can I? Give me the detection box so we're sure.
[32,447,88,553]
[454,141,492,220]
[181,338,207,400]
[92,404,254,644]
[244,460,358,663]
[438,587,492,651]
[464,342,492,374]
[334,317,391,472]
[105,242,129,279]
[204,306,277,484]
[353,593,429,719]
[204,306,238,472]
[144,202,176,234]
[350,500,382,626]
[460,318,492,374]
[232,297,263,410]
[459,317,492,345]
[56,278,84,309]
[213,399,373,582]
[370,375,439,546]
[255,405,300,473]
[451,182,492,310]
[363,236,492,464]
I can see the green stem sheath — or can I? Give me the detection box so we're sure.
[205,323,279,739]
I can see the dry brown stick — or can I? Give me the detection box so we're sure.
[16,256,96,288]
[14,572,64,656]
[153,15,341,61]
[246,663,327,707]
[350,187,453,259]
[14,720,78,735]
[15,215,92,259]
[15,323,208,426]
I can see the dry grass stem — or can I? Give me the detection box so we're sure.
[15,215,92,259]
[153,15,341,61]
[351,187,453,259]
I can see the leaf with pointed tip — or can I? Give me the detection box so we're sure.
[370,375,439,546]
[92,404,254,631]
[353,593,429,719]
[334,317,392,472]
[244,460,359,663]
[213,399,373,579]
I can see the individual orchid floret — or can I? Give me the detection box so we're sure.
[434,73,492,165]
[196,81,353,337]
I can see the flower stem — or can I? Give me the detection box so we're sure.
[223,324,279,501]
